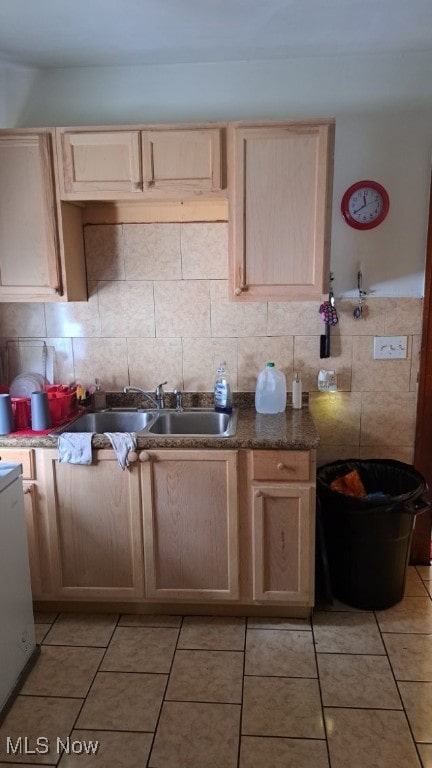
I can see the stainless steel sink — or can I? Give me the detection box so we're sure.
[148,408,238,437]
[53,409,156,434]
[52,407,238,437]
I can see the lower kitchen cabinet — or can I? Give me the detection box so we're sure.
[41,449,144,600]
[140,450,239,601]
[16,445,315,613]
[0,448,45,598]
[246,449,316,607]
[251,483,315,603]
[23,482,43,598]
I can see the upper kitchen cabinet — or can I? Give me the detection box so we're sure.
[57,130,142,197]
[57,125,226,200]
[228,120,335,301]
[0,129,87,302]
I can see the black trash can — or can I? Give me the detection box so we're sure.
[317,459,428,610]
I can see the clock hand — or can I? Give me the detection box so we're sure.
[363,193,366,206]
[352,200,379,215]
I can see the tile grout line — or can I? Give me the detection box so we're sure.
[145,616,184,768]
[57,612,122,765]
[235,617,248,768]
[373,608,426,767]
[311,613,333,768]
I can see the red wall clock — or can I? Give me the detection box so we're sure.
[341,180,390,230]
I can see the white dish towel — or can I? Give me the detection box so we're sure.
[104,432,137,470]
[58,433,94,465]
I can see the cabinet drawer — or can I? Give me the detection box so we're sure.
[251,450,310,481]
[0,448,35,479]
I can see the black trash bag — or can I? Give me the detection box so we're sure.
[316,459,428,610]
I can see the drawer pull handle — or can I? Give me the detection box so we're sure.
[139,451,150,463]
[277,462,286,470]
[128,451,138,463]
[254,490,262,498]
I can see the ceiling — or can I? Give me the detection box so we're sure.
[0,0,431,69]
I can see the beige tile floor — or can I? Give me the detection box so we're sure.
[0,564,431,767]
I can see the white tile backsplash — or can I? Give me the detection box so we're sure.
[0,222,420,457]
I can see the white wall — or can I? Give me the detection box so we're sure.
[4,51,432,297]
[0,60,37,128]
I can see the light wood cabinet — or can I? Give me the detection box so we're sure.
[0,448,46,598]
[12,444,315,614]
[41,449,144,601]
[23,482,43,598]
[140,449,239,601]
[247,449,316,606]
[251,483,315,603]
[228,120,334,301]
[58,130,142,195]
[57,126,225,200]
[0,130,87,302]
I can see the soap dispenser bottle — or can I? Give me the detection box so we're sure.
[92,378,107,410]
[292,372,302,409]
[214,362,233,414]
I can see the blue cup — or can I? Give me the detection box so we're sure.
[0,394,15,434]
[31,391,51,431]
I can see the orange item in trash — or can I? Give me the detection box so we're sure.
[329,470,367,497]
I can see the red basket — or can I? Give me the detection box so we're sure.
[46,386,77,426]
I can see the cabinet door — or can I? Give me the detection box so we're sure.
[229,121,334,301]
[0,133,62,299]
[141,128,223,193]
[141,450,239,601]
[251,483,315,604]
[43,450,144,600]
[58,130,142,196]
[23,483,43,598]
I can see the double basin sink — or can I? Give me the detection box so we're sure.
[53,407,238,438]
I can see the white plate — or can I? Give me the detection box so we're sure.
[10,372,45,398]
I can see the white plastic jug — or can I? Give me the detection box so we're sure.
[255,363,287,414]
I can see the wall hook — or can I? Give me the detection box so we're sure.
[353,269,367,319]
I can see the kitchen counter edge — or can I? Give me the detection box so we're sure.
[0,407,320,451]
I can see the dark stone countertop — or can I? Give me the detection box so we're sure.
[0,405,320,451]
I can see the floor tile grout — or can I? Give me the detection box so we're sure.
[3,566,432,768]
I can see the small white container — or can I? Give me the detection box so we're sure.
[255,363,287,414]
[292,372,302,409]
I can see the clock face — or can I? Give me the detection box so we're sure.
[341,180,389,230]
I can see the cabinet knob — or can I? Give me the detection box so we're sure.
[235,286,243,295]
[277,462,286,471]
[254,489,262,498]
[139,451,150,463]
[23,485,31,494]
[128,451,138,463]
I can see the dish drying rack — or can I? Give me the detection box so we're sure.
[5,339,55,385]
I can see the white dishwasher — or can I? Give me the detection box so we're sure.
[0,462,37,714]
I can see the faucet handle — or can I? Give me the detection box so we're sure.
[173,388,183,411]
[155,381,167,409]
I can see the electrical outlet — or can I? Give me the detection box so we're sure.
[373,336,408,360]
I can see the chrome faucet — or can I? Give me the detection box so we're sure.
[155,381,167,409]
[123,385,160,409]
[173,389,183,412]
